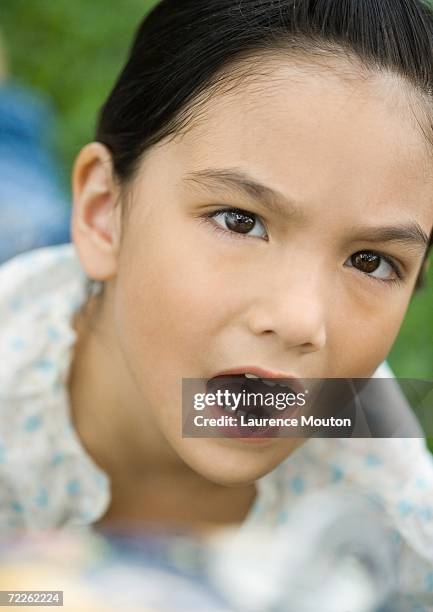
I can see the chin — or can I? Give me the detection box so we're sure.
[176,437,298,487]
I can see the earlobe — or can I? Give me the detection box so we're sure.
[71,142,122,281]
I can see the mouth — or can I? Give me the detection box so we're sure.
[205,367,305,421]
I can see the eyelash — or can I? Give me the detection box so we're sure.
[202,207,268,241]
[358,253,404,287]
[201,207,405,286]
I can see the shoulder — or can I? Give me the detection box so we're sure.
[0,243,84,312]
[0,245,110,532]
[263,437,433,603]
[273,436,433,597]
[0,243,88,396]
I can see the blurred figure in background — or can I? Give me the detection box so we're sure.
[0,32,70,264]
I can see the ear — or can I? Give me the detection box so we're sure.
[71,142,122,281]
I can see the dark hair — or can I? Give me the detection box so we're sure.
[94,0,433,289]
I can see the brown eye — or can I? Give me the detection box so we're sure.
[211,208,268,238]
[225,210,256,234]
[351,252,381,274]
[346,250,400,282]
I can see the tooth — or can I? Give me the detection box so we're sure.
[245,373,260,379]
[262,379,277,387]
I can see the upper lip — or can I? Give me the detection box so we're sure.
[210,366,305,395]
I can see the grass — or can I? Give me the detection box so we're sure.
[1,0,433,380]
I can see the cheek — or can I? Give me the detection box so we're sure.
[113,225,235,377]
[329,293,411,377]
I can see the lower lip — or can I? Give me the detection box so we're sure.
[207,400,299,443]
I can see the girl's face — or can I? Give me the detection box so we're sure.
[75,59,433,486]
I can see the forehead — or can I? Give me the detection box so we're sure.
[155,57,433,230]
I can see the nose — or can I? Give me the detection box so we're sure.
[245,267,327,353]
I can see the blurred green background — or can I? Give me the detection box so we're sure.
[0,0,432,380]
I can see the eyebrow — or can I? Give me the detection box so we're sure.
[349,224,431,254]
[185,167,306,221]
[186,167,431,253]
